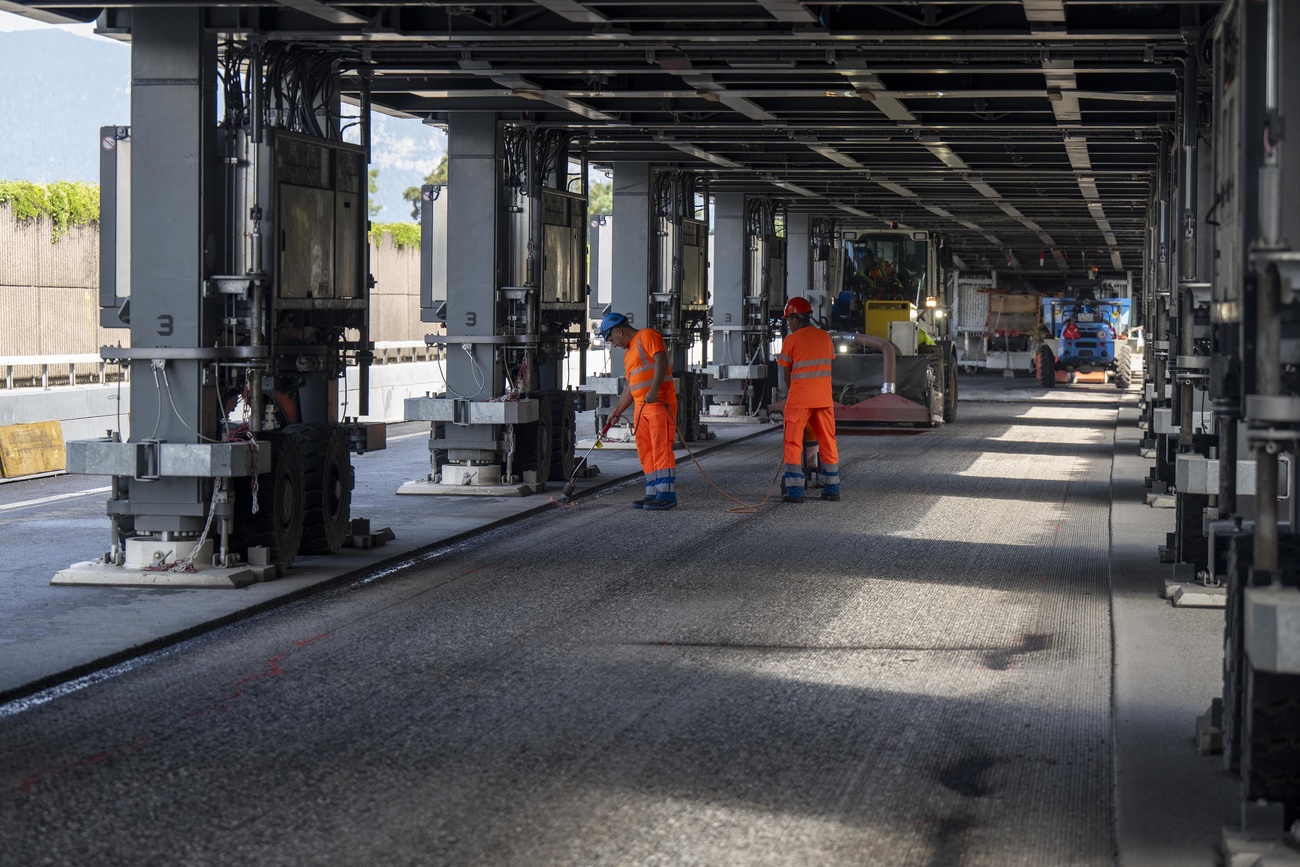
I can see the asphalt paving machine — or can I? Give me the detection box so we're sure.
[824,226,958,426]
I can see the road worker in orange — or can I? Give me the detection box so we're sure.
[869,258,903,295]
[775,296,840,503]
[601,312,679,511]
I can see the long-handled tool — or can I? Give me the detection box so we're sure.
[560,418,612,504]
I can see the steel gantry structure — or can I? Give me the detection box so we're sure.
[9,0,1300,847]
[5,0,1213,288]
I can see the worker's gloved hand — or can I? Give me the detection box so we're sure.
[606,412,622,428]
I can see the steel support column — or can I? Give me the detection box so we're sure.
[125,8,221,533]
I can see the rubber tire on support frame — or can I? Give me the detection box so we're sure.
[1223,529,1254,772]
[547,389,576,483]
[925,355,943,427]
[1225,531,1300,827]
[1035,345,1057,388]
[431,421,447,481]
[1242,663,1300,828]
[677,372,703,442]
[284,423,353,555]
[942,342,958,423]
[229,431,304,576]
[514,391,554,484]
[1115,344,1133,390]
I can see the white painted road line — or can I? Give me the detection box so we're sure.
[385,431,428,442]
[0,487,113,513]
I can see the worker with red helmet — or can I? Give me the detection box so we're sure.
[601,312,679,511]
[775,296,840,503]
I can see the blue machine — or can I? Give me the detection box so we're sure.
[1034,296,1133,387]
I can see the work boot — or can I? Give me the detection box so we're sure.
[782,494,803,504]
[642,494,677,511]
[631,497,652,509]
[820,491,841,502]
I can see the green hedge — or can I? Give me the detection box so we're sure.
[369,221,420,250]
[0,182,421,251]
[0,180,100,242]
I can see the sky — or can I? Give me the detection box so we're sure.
[0,10,607,219]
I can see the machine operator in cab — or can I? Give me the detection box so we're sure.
[601,312,679,511]
[775,297,841,503]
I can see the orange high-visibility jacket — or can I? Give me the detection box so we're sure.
[625,328,675,405]
[777,326,834,409]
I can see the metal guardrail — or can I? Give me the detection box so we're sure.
[1,355,128,390]
[371,341,444,364]
[1,342,442,391]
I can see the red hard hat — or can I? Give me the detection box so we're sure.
[783,296,813,317]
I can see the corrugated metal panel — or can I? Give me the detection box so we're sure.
[0,286,39,356]
[370,240,422,342]
[955,274,992,334]
[39,286,101,355]
[0,208,99,289]
[47,225,99,288]
[0,212,41,287]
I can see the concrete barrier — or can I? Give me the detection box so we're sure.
[0,383,128,443]
[0,358,448,480]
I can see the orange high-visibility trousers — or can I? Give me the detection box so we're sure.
[782,405,839,497]
[635,399,678,499]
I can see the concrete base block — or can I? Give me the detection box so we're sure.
[341,518,394,550]
[396,478,541,497]
[1196,701,1224,755]
[1222,827,1300,866]
[1168,582,1228,608]
[124,537,213,570]
[575,438,691,454]
[705,416,769,424]
[1147,493,1177,508]
[51,559,274,588]
[576,437,638,451]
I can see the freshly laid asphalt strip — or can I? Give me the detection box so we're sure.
[0,398,1115,866]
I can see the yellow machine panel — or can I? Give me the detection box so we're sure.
[863,300,916,340]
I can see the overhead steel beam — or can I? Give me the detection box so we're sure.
[756,0,817,24]
[534,0,608,24]
[272,0,369,26]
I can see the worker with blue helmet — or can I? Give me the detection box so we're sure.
[599,312,679,511]
[597,312,628,341]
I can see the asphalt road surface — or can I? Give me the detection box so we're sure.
[2,391,1122,866]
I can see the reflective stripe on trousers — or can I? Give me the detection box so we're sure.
[782,405,840,495]
[635,400,677,497]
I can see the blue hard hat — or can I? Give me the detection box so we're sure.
[598,312,629,339]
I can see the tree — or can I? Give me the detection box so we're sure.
[589,181,612,216]
[396,160,612,220]
[367,167,381,218]
[403,154,449,220]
